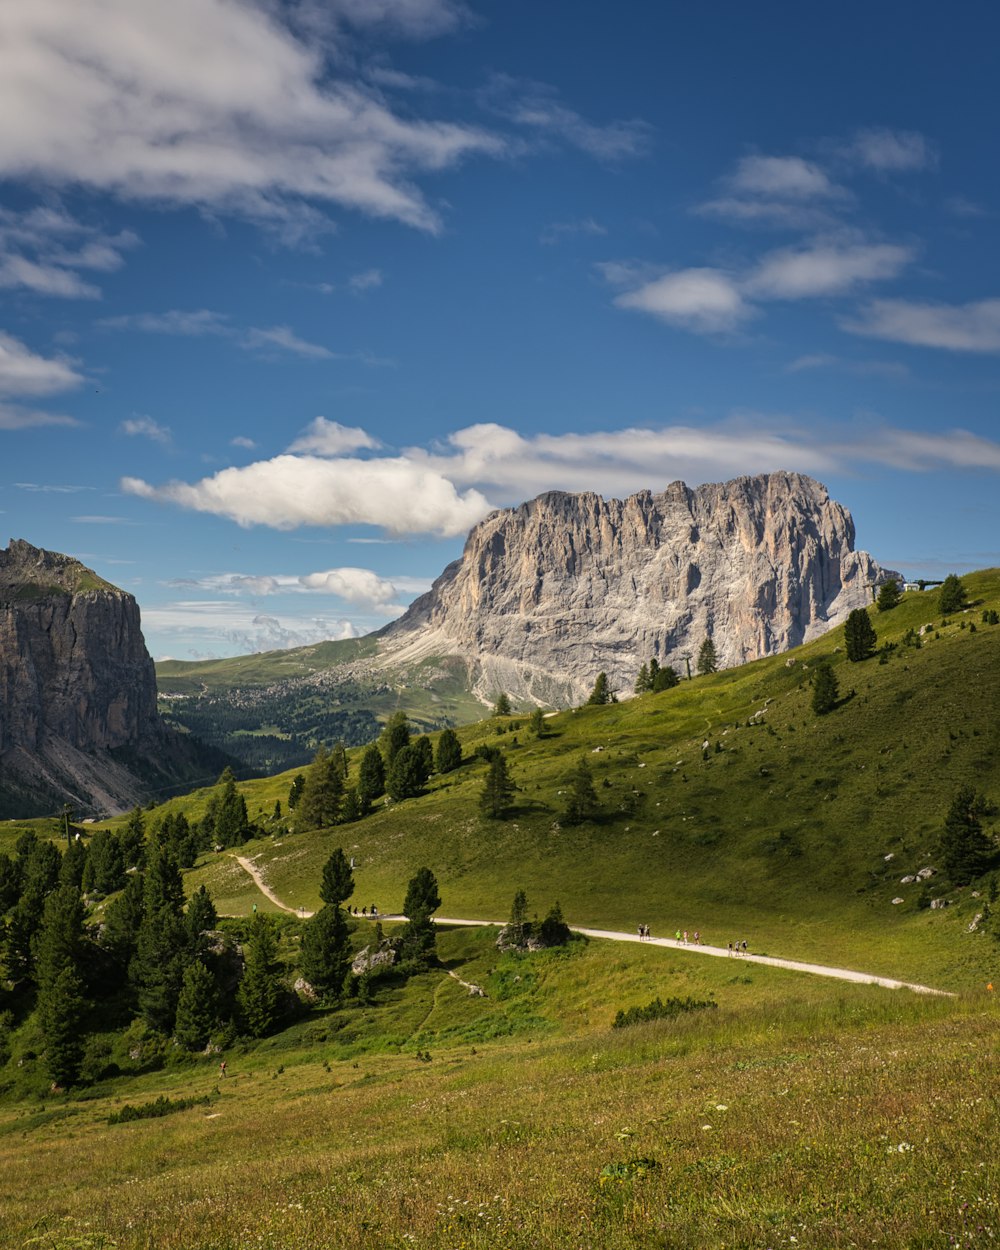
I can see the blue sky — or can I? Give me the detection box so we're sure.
[3,0,1000,659]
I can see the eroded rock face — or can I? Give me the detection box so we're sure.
[382,472,896,704]
[0,539,160,755]
[0,539,179,815]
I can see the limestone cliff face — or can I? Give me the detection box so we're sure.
[0,539,190,816]
[382,472,896,704]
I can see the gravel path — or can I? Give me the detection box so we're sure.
[227,867,951,998]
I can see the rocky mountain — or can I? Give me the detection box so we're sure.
[0,539,217,817]
[380,472,897,705]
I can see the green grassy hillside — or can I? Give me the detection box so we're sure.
[127,574,1000,989]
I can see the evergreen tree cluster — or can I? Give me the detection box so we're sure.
[634,657,681,694]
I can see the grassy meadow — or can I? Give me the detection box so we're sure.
[4,578,1000,1249]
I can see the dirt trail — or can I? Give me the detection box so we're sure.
[226,869,952,998]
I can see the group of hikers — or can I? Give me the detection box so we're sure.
[635,925,750,956]
[350,904,378,917]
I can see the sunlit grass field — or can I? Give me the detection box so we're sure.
[1,924,997,1250]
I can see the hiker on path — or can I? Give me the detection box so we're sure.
[220,1060,227,1078]
[675,930,681,942]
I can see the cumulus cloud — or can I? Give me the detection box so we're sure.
[728,155,842,200]
[176,565,421,612]
[745,240,914,299]
[287,417,381,456]
[122,454,493,535]
[843,298,1000,352]
[845,128,937,173]
[120,415,172,443]
[0,0,503,235]
[613,268,751,333]
[141,600,361,654]
[0,331,84,397]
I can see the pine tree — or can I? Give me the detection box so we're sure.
[563,757,599,825]
[399,867,441,966]
[493,692,512,716]
[185,885,218,946]
[319,848,355,908]
[876,578,902,612]
[357,744,386,810]
[529,708,546,737]
[386,745,425,801]
[506,888,529,946]
[435,728,463,773]
[300,904,351,1000]
[697,638,718,676]
[634,662,651,694]
[844,608,878,661]
[35,884,85,992]
[380,711,410,767]
[174,958,219,1050]
[294,747,344,832]
[413,735,434,785]
[811,663,839,715]
[539,901,571,946]
[120,806,147,869]
[133,904,189,1033]
[940,785,997,885]
[83,829,126,896]
[587,672,612,705]
[938,573,967,614]
[59,839,87,890]
[0,853,18,913]
[652,664,680,692]
[339,786,361,823]
[214,770,250,847]
[479,753,515,819]
[237,915,283,1037]
[101,872,145,970]
[38,964,86,1086]
[330,741,348,783]
[287,774,305,810]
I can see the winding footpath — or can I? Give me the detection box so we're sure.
[230,857,952,998]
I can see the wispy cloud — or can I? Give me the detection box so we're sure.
[230,435,257,449]
[480,74,651,161]
[844,127,937,174]
[745,240,914,300]
[843,298,1000,352]
[784,353,909,380]
[348,268,383,292]
[240,325,333,359]
[729,154,844,200]
[171,564,428,612]
[540,217,607,245]
[120,415,172,444]
[0,331,84,397]
[100,310,231,337]
[0,204,139,299]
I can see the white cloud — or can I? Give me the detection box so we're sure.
[846,128,937,173]
[0,204,139,298]
[746,241,913,299]
[540,217,607,244]
[0,0,503,235]
[287,417,381,456]
[141,600,361,654]
[100,309,231,336]
[0,404,79,430]
[230,435,257,449]
[694,198,838,231]
[306,0,470,40]
[349,267,383,291]
[944,195,987,219]
[784,354,909,380]
[0,331,84,397]
[120,415,172,443]
[176,564,421,612]
[843,298,1000,352]
[480,75,651,161]
[240,325,333,359]
[729,155,842,200]
[122,454,492,535]
[613,268,751,333]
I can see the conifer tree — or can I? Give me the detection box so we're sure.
[357,744,386,811]
[399,867,441,966]
[811,663,839,715]
[237,915,283,1037]
[300,904,351,1000]
[120,806,147,869]
[938,573,967,614]
[844,608,878,661]
[287,774,305,810]
[634,662,651,694]
[876,578,902,612]
[940,785,997,885]
[587,672,612,705]
[339,786,361,823]
[435,728,463,773]
[294,746,344,832]
[83,829,126,896]
[563,756,599,825]
[493,692,512,716]
[319,848,355,908]
[652,664,680,692]
[539,901,571,946]
[39,964,86,1086]
[0,853,18,913]
[697,638,718,676]
[413,735,434,785]
[380,711,410,766]
[101,872,145,970]
[174,958,219,1050]
[214,769,250,847]
[479,753,516,819]
[185,885,218,947]
[386,744,425,801]
[528,708,546,737]
[507,888,530,945]
[59,838,87,890]
[330,741,348,783]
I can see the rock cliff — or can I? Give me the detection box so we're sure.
[381,472,896,705]
[0,539,208,816]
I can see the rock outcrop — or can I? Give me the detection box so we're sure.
[0,539,208,817]
[381,472,897,705]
